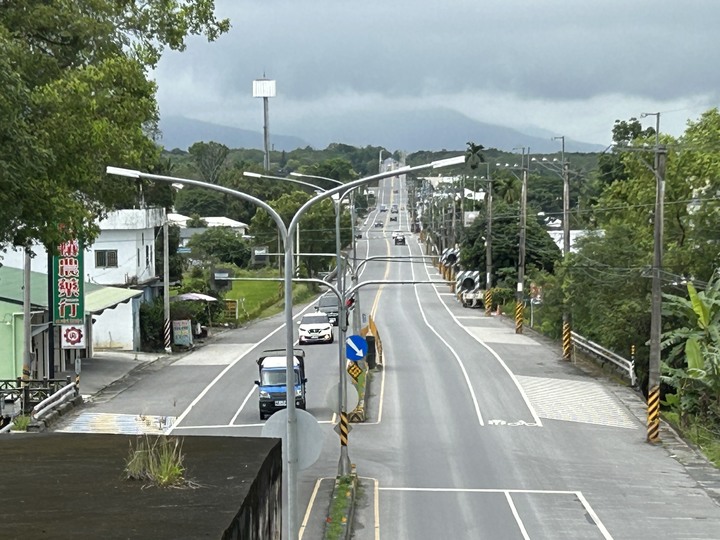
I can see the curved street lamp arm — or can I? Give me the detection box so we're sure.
[107,168,290,238]
[243,171,326,192]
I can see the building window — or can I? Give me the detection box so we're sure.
[95,249,118,268]
[145,245,150,266]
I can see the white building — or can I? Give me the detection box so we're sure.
[168,213,249,248]
[0,208,164,351]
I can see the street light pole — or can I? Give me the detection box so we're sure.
[641,111,663,443]
[108,155,466,539]
[107,166,301,540]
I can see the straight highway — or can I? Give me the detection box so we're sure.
[52,174,720,539]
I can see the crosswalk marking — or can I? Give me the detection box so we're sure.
[58,412,175,434]
[517,376,639,429]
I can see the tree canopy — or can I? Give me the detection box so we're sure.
[0,1,229,250]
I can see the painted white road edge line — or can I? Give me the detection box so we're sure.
[299,477,328,539]
[410,241,484,426]
[420,248,542,427]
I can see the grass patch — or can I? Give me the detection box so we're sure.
[324,475,355,539]
[663,412,720,467]
[10,414,31,431]
[125,436,187,487]
[224,269,320,323]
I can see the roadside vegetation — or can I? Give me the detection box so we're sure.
[125,436,188,488]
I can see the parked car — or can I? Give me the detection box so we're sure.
[298,312,333,344]
[394,234,406,245]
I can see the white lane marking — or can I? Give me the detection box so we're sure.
[380,487,577,494]
[419,247,542,427]
[378,486,613,539]
[576,491,615,540]
[505,492,531,540]
[410,244,484,426]
[230,386,258,425]
[167,304,316,434]
[170,419,335,430]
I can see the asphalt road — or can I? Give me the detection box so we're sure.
[52,174,720,539]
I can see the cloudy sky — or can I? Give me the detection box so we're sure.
[153,0,719,149]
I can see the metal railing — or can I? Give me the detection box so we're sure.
[571,331,636,386]
[31,382,79,420]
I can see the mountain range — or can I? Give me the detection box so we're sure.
[158,108,606,155]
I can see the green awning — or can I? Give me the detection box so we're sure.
[85,287,143,315]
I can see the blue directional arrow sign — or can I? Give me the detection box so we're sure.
[345,335,368,362]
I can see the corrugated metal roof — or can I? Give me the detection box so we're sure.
[0,266,141,313]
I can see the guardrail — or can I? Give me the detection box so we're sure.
[31,382,79,421]
[571,331,636,386]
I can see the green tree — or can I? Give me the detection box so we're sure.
[0,1,229,250]
[250,191,351,277]
[460,199,561,288]
[187,227,251,268]
[188,141,230,184]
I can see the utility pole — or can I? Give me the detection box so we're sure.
[644,111,663,443]
[485,163,493,317]
[554,135,572,360]
[516,149,528,334]
[163,211,172,354]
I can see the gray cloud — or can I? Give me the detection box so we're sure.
[154,0,720,146]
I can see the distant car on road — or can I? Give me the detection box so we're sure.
[355,232,363,239]
[315,294,340,326]
[393,189,399,194]
[380,205,388,212]
[394,234,406,245]
[389,215,398,222]
[374,221,383,228]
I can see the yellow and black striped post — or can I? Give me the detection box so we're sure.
[339,412,349,447]
[484,290,492,317]
[647,386,661,443]
[562,320,572,361]
[515,301,523,334]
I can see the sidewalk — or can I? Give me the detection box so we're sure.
[57,350,166,400]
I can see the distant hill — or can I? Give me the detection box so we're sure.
[157,116,308,152]
[159,110,605,154]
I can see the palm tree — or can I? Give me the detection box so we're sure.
[465,142,485,170]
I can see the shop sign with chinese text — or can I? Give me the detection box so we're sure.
[53,239,84,324]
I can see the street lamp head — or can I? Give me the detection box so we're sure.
[106,166,140,179]
[431,156,465,168]
[243,171,262,178]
